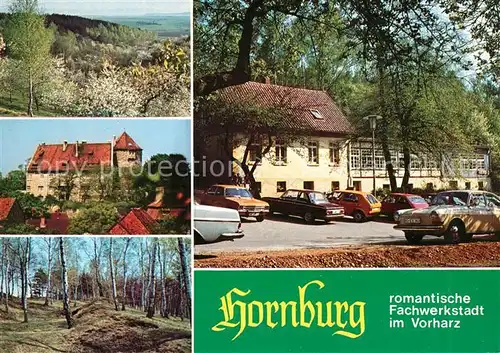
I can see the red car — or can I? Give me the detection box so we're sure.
[381,193,429,219]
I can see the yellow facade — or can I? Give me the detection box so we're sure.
[230,136,491,197]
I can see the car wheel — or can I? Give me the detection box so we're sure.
[405,232,423,245]
[444,221,464,244]
[256,215,265,222]
[304,212,315,224]
[352,210,366,223]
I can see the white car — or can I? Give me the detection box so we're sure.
[193,202,244,244]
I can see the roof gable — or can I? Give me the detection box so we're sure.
[217,82,354,135]
[114,132,142,151]
[0,198,16,221]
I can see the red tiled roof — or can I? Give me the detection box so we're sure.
[217,82,354,135]
[26,212,69,234]
[114,132,142,151]
[0,198,16,221]
[27,142,111,172]
[109,208,158,235]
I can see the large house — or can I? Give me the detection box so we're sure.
[26,132,142,201]
[197,81,491,197]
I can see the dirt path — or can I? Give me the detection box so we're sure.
[195,241,500,268]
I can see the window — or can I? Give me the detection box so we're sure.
[275,140,287,163]
[303,181,314,190]
[215,187,224,196]
[310,109,323,119]
[26,186,31,191]
[485,193,500,206]
[249,143,262,163]
[225,188,252,198]
[277,181,287,192]
[449,181,458,190]
[410,155,421,170]
[207,186,217,195]
[361,149,373,169]
[308,142,319,164]
[38,185,44,190]
[465,182,471,190]
[351,149,360,169]
[298,192,310,203]
[329,142,340,165]
[331,181,340,191]
[282,190,299,199]
[375,150,385,169]
[471,193,486,207]
[478,181,484,190]
[353,181,362,191]
[342,193,358,202]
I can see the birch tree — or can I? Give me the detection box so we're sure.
[109,238,118,311]
[44,237,53,305]
[59,238,74,328]
[121,238,131,311]
[146,239,158,318]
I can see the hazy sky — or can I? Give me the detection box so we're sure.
[0,0,191,16]
[0,119,191,173]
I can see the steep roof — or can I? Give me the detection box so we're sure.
[0,198,16,221]
[114,132,142,151]
[27,142,111,172]
[109,208,158,235]
[217,81,354,135]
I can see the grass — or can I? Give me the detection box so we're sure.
[0,298,191,353]
[0,94,60,117]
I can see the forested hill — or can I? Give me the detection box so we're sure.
[0,13,122,38]
[45,13,121,37]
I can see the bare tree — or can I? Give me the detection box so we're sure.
[92,238,104,297]
[121,238,131,311]
[44,237,53,306]
[146,239,158,318]
[157,242,168,318]
[17,238,31,323]
[109,238,118,311]
[59,238,74,328]
[177,238,191,324]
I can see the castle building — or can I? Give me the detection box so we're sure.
[26,132,142,201]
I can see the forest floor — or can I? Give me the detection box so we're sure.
[0,298,191,353]
[195,240,500,268]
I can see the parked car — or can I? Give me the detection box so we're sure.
[193,202,244,244]
[327,190,382,222]
[263,189,344,224]
[381,193,429,220]
[394,190,500,244]
[200,184,269,222]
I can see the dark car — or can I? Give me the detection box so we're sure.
[262,189,344,224]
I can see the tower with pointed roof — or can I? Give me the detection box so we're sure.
[113,132,143,168]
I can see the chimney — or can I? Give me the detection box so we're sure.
[264,76,271,84]
[62,140,68,152]
[40,217,46,229]
[75,140,79,157]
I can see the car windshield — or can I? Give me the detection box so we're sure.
[432,192,468,206]
[408,196,427,204]
[366,194,378,204]
[225,188,253,198]
[309,192,329,204]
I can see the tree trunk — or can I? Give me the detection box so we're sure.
[109,238,118,311]
[28,69,34,117]
[60,238,74,329]
[177,238,191,324]
[121,238,131,311]
[1,239,4,306]
[45,238,52,306]
[19,238,30,323]
[158,243,168,318]
[93,238,104,297]
[4,248,9,313]
[146,240,158,318]
[401,146,411,191]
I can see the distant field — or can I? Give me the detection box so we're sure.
[94,15,190,38]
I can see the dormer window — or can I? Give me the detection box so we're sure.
[88,150,94,155]
[310,109,323,119]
